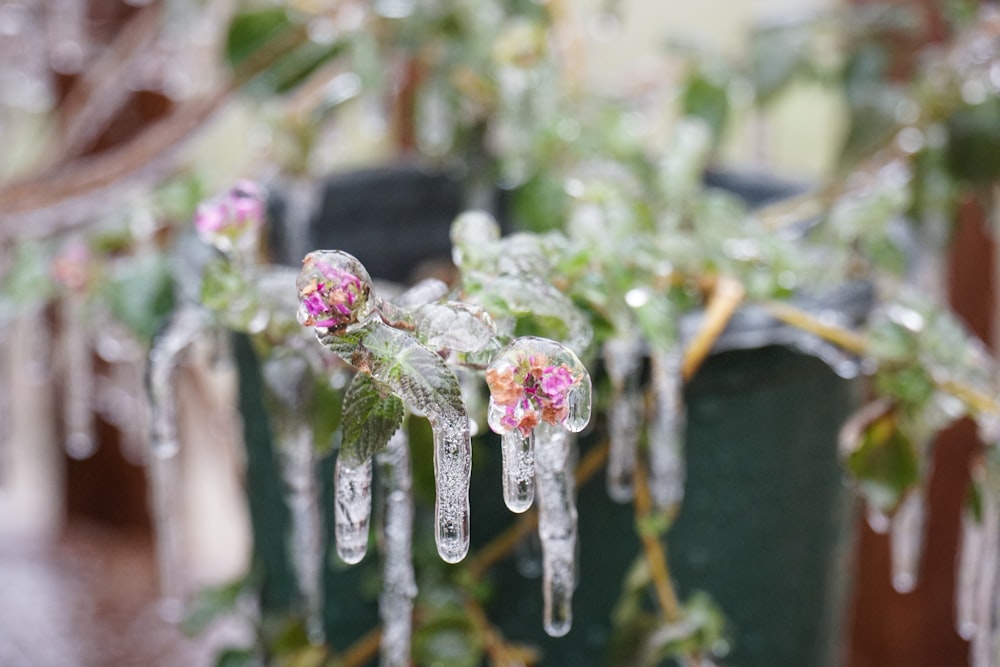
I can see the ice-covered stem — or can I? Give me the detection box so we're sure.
[298,250,471,563]
[335,456,373,564]
[376,428,417,667]
[534,421,578,637]
[146,305,209,613]
[648,347,686,509]
[603,334,644,503]
[890,487,926,593]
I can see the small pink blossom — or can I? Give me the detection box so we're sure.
[194,180,265,252]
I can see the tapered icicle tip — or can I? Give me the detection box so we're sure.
[297,250,375,333]
[501,429,535,513]
[485,336,592,439]
[334,456,374,565]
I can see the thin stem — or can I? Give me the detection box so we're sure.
[761,300,868,355]
[464,591,540,667]
[340,626,383,667]
[681,275,745,380]
[632,459,682,622]
[763,301,1000,417]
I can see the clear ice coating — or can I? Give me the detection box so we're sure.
[297,252,473,564]
[602,335,645,503]
[647,348,686,509]
[335,455,374,564]
[431,411,472,563]
[501,429,535,513]
[297,250,375,332]
[61,298,96,459]
[534,422,578,637]
[486,336,592,518]
[956,459,1000,667]
[146,305,208,611]
[278,423,324,641]
[376,428,417,667]
[890,489,926,593]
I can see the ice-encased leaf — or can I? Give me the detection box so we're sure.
[471,274,592,354]
[411,302,500,357]
[341,372,405,466]
[318,321,472,562]
[320,322,465,418]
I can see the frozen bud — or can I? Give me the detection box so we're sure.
[296,250,374,332]
[486,336,592,437]
[194,180,266,254]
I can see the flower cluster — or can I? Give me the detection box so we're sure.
[297,252,370,331]
[194,180,265,253]
[486,351,578,436]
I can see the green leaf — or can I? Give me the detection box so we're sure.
[182,578,251,635]
[341,372,405,465]
[321,322,466,421]
[214,648,258,667]
[947,97,1000,187]
[679,68,730,144]
[749,26,806,104]
[103,252,175,343]
[846,410,920,513]
[225,7,292,69]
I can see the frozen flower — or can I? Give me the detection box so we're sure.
[296,250,374,332]
[487,346,581,436]
[194,180,265,254]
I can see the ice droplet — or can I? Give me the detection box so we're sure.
[535,422,578,637]
[890,490,926,593]
[335,455,373,565]
[146,305,208,607]
[501,429,535,513]
[431,412,472,563]
[647,348,686,509]
[603,335,644,502]
[376,428,417,667]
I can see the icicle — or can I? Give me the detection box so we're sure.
[890,488,926,593]
[970,492,1000,667]
[147,305,208,614]
[955,478,989,640]
[263,350,324,642]
[535,421,578,638]
[335,455,374,564]
[376,428,417,667]
[647,347,686,509]
[501,429,535,513]
[279,422,324,642]
[430,411,472,564]
[61,297,96,459]
[602,335,644,503]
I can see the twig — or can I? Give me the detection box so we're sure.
[464,591,541,666]
[681,275,745,380]
[761,300,868,355]
[632,459,682,622]
[339,625,382,667]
